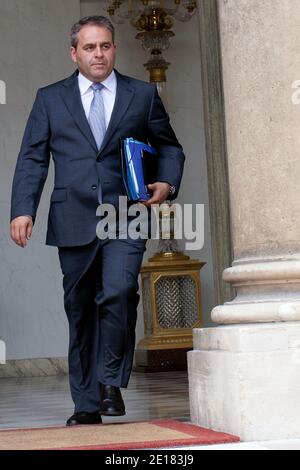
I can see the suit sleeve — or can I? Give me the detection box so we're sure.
[10,89,51,222]
[147,85,185,200]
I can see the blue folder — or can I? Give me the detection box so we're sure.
[119,137,158,201]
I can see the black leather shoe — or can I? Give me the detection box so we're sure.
[66,411,102,426]
[99,384,126,416]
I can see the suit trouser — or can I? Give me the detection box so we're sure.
[58,236,147,413]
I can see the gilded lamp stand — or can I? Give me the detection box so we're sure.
[135,203,205,371]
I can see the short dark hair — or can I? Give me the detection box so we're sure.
[70,16,115,48]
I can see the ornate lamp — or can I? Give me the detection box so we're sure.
[135,203,205,372]
[106,1,197,98]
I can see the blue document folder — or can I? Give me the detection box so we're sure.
[119,137,158,201]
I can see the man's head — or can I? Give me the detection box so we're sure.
[70,16,116,83]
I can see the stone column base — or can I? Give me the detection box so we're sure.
[188,323,300,441]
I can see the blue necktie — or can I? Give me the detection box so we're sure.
[88,83,106,203]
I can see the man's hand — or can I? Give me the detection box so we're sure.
[141,182,171,208]
[10,216,33,248]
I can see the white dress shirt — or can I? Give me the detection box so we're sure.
[78,70,117,128]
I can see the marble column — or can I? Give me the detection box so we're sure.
[189,0,300,440]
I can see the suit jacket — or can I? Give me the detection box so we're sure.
[11,70,185,247]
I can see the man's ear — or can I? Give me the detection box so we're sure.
[70,47,77,64]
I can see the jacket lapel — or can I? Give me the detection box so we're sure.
[60,71,98,152]
[60,70,135,155]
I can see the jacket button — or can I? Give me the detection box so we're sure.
[91,185,97,190]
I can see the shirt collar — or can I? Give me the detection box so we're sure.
[78,70,117,96]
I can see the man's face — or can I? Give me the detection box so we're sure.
[70,25,116,82]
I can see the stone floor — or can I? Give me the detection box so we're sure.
[0,370,299,450]
[0,370,190,430]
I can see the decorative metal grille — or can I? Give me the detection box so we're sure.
[155,275,199,328]
[142,276,152,335]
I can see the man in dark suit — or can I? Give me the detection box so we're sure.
[10,16,185,426]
